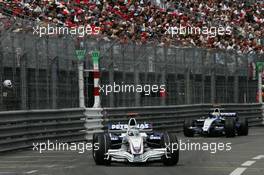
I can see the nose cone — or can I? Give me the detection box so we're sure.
[129,137,143,154]
[132,138,141,149]
[203,118,215,132]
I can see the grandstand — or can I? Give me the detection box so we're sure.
[0,0,263,110]
[0,0,263,54]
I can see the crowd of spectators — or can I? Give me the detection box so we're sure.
[0,0,263,54]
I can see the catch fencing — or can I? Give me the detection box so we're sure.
[0,32,263,110]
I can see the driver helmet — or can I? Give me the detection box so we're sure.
[212,108,221,117]
[128,127,140,136]
[3,80,13,88]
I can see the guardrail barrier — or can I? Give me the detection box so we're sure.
[0,103,262,152]
[102,103,263,132]
[0,108,85,152]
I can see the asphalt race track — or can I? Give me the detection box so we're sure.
[0,127,263,175]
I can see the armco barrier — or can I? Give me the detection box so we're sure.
[0,108,86,152]
[102,104,263,132]
[84,108,104,141]
[0,104,262,153]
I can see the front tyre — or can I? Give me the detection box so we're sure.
[238,118,248,136]
[183,119,194,137]
[161,132,179,166]
[225,118,236,137]
[92,133,111,165]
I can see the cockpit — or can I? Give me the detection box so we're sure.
[210,108,221,118]
[128,127,140,136]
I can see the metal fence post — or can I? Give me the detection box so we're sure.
[108,42,114,107]
[11,34,18,110]
[64,37,71,108]
[224,52,228,102]
[20,54,27,110]
[122,44,127,107]
[134,44,140,106]
[234,53,239,103]
[34,38,40,109]
[51,57,58,109]
[245,55,249,103]
[211,51,216,104]
[161,47,167,106]
[201,50,205,103]
[45,37,50,108]
[184,49,191,104]
[185,67,191,104]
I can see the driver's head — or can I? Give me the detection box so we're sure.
[214,108,220,113]
[212,108,220,115]
[128,128,140,136]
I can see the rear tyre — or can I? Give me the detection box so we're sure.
[161,132,179,166]
[92,133,111,165]
[238,118,248,136]
[225,118,236,137]
[183,119,194,137]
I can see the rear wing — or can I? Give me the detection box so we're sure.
[220,112,237,117]
[209,112,237,117]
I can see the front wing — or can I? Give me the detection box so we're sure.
[105,148,168,163]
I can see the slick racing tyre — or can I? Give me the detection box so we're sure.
[92,133,111,165]
[183,119,194,137]
[225,118,236,137]
[237,118,248,136]
[161,132,179,166]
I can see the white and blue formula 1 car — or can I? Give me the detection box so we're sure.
[92,118,179,166]
[183,108,248,137]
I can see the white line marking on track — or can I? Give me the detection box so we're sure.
[241,161,256,166]
[229,154,264,175]
[26,170,38,174]
[230,168,247,175]
[252,155,264,160]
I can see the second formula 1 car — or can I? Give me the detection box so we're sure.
[92,118,179,166]
[183,108,249,137]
